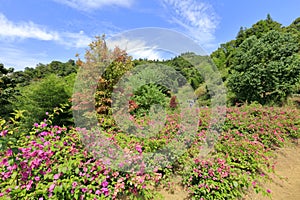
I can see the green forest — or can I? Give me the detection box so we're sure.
[0,15,300,199]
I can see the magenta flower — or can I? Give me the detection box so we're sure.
[267,189,271,193]
[102,180,108,187]
[81,188,88,193]
[101,188,109,196]
[41,123,47,128]
[135,144,142,153]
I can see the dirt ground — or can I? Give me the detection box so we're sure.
[159,140,300,200]
[245,140,300,200]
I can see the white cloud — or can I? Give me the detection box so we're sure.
[161,0,219,50]
[58,31,93,48]
[0,13,92,48]
[0,13,59,41]
[54,0,134,11]
[107,37,168,60]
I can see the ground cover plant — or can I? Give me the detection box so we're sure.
[0,104,299,199]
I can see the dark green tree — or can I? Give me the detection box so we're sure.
[227,30,300,105]
[0,64,18,119]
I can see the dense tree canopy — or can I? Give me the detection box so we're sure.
[13,74,75,127]
[211,14,300,105]
[227,30,300,104]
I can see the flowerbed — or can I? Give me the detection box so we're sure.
[0,104,299,199]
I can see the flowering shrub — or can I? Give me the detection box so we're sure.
[181,104,300,199]
[0,119,162,199]
[0,104,299,199]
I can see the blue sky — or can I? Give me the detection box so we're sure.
[0,0,300,70]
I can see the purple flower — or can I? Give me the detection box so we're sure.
[101,188,109,196]
[267,189,271,193]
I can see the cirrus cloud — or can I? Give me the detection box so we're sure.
[53,0,135,11]
[161,0,219,50]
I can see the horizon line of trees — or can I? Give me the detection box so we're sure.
[1,14,300,129]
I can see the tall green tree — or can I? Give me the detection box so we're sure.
[0,64,17,119]
[227,30,300,105]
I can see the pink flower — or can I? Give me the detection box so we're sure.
[267,189,271,193]
[0,130,8,136]
[49,183,56,193]
[53,173,60,180]
[72,182,78,188]
[26,180,33,190]
[95,190,101,195]
[135,144,142,153]
[252,181,257,187]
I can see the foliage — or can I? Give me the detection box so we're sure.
[227,30,300,105]
[1,103,299,199]
[0,64,18,119]
[210,14,300,106]
[164,54,204,90]
[11,60,78,87]
[180,104,300,199]
[13,74,75,128]
[73,36,134,129]
[130,83,169,117]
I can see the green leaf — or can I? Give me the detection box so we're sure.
[233,181,238,188]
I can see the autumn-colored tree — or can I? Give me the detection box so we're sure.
[72,36,134,128]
